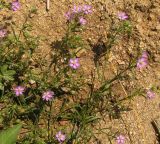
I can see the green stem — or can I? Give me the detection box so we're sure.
[48,101,53,142]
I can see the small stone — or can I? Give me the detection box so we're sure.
[117,60,125,65]
[29,13,35,18]
[137,17,142,23]
[154,54,160,62]
[156,25,160,30]
[149,13,155,21]
[61,87,70,92]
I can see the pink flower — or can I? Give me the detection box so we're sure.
[79,17,87,25]
[65,5,92,21]
[137,51,149,70]
[116,135,125,144]
[137,57,148,70]
[141,51,148,59]
[0,29,7,38]
[13,86,25,96]
[11,1,20,11]
[118,12,128,20]
[42,91,54,101]
[56,131,66,143]
[82,5,92,14]
[72,5,92,14]
[65,11,73,21]
[147,90,155,99]
[69,58,80,69]
[72,5,82,13]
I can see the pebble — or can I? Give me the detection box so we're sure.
[156,25,160,30]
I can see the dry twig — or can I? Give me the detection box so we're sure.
[47,0,50,11]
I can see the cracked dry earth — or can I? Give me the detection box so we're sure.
[1,0,160,143]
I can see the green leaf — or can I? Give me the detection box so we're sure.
[0,124,22,144]
[0,65,15,81]
[5,70,16,76]
[0,82,4,90]
[1,65,8,73]
[2,74,14,81]
[3,70,16,81]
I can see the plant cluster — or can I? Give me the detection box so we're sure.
[0,1,157,144]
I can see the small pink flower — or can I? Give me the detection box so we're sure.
[147,90,155,99]
[65,11,73,21]
[141,51,148,59]
[118,12,128,20]
[42,91,54,101]
[79,17,87,25]
[116,135,125,144]
[137,51,149,70]
[56,131,66,143]
[82,5,92,14]
[13,86,25,96]
[11,1,20,11]
[0,29,7,38]
[65,5,92,21]
[69,58,80,69]
[72,5,82,13]
[137,57,148,70]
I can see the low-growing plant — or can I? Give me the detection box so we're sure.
[0,2,154,144]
